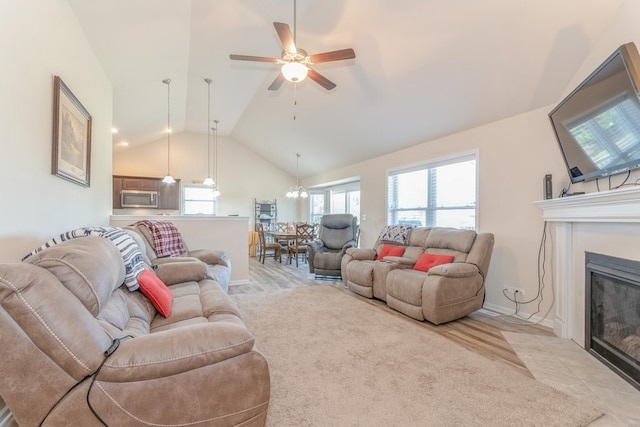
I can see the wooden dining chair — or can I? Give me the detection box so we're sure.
[287,223,315,267]
[257,223,281,264]
[275,222,291,252]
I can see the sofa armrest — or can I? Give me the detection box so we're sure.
[345,248,377,261]
[309,239,324,253]
[188,249,231,269]
[154,261,208,286]
[381,256,415,266]
[99,322,255,382]
[152,256,201,265]
[428,262,481,278]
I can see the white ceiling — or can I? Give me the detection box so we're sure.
[68,0,623,178]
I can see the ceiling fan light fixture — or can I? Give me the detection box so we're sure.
[281,61,308,82]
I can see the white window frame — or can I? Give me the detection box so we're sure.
[387,152,477,230]
[181,183,218,215]
[309,181,360,224]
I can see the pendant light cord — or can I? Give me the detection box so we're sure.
[214,120,219,186]
[206,79,212,179]
[163,78,172,175]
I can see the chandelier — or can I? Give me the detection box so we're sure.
[286,153,308,198]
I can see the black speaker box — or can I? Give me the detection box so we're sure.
[544,174,553,199]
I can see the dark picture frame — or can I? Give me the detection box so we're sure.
[52,76,92,187]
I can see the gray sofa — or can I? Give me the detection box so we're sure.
[341,227,494,324]
[0,235,269,426]
[308,214,358,278]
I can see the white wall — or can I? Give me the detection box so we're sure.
[0,0,113,262]
[300,0,640,322]
[303,106,569,321]
[113,132,302,228]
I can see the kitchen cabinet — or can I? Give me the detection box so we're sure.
[113,175,180,210]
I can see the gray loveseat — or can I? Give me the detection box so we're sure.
[341,226,494,324]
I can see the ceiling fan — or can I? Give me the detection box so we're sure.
[229,0,356,91]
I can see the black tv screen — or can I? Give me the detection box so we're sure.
[549,42,640,183]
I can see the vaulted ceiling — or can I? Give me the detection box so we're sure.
[68,0,623,177]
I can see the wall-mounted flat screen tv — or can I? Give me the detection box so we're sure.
[549,42,640,183]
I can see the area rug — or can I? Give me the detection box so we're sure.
[232,286,603,426]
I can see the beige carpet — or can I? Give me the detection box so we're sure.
[232,285,603,426]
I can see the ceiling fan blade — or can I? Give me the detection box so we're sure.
[309,48,356,64]
[307,69,336,90]
[274,22,296,53]
[268,73,286,91]
[229,54,279,63]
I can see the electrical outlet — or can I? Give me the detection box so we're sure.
[503,286,525,298]
[503,286,516,294]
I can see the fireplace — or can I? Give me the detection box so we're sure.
[585,252,640,390]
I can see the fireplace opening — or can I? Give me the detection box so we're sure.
[585,252,640,391]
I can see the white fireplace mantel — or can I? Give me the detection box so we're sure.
[534,187,640,343]
[534,187,640,223]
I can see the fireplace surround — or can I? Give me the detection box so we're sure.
[585,251,640,390]
[535,187,640,344]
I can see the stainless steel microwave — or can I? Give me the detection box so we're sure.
[121,190,158,208]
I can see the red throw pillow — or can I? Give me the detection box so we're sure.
[413,253,455,272]
[137,269,173,317]
[377,244,405,260]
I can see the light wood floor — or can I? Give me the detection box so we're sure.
[230,256,555,378]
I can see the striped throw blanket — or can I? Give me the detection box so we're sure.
[134,220,186,258]
[22,226,145,291]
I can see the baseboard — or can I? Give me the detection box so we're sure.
[482,302,554,329]
[229,279,250,286]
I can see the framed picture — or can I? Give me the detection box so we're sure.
[52,76,92,187]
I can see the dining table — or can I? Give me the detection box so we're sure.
[265,231,297,241]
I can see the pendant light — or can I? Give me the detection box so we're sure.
[203,78,214,186]
[286,153,308,198]
[162,78,175,184]
[212,119,221,198]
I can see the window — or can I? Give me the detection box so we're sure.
[387,154,476,230]
[310,193,325,224]
[182,184,218,215]
[309,182,360,224]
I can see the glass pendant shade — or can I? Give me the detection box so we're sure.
[281,61,308,82]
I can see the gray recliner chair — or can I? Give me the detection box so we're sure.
[308,214,358,278]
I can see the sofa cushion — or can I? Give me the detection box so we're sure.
[377,244,405,260]
[413,253,454,272]
[138,269,173,317]
[25,237,125,316]
[23,226,145,291]
[425,227,476,253]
